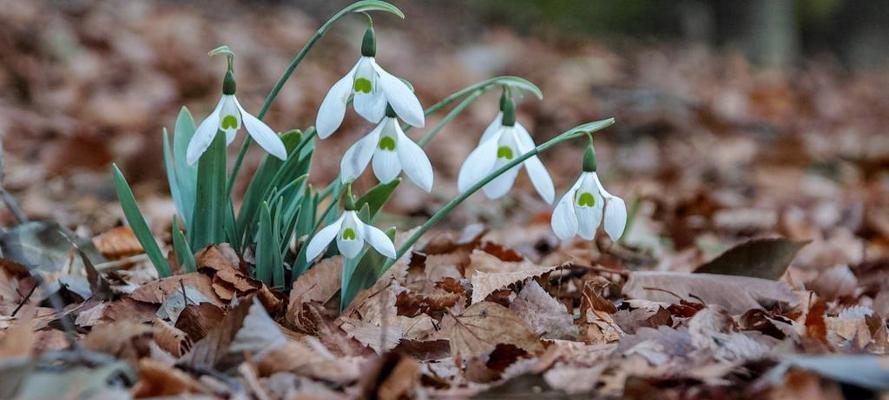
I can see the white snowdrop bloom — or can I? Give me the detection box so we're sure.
[457,101,554,203]
[186,71,287,165]
[305,210,396,261]
[315,27,424,139]
[340,108,433,192]
[550,147,627,241]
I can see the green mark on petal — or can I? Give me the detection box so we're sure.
[378,136,396,151]
[577,192,596,207]
[342,228,356,240]
[496,146,514,160]
[354,78,373,94]
[221,115,238,130]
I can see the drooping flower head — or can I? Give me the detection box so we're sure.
[305,192,396,261]
[186,48,287,165]
[551,143,627,241]
[315,25,424,139]
[340,105,433,191]
[457,92,554,203]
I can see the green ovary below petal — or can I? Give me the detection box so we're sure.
[496,146,514,160]
[577,192,596,207]
[342,228,357,240]
[221,115,238,130]
[354,78,373,94]
[378,136,396,151]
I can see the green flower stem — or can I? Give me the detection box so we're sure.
[417,90,483,147]
[381,117,616,272]
[227,1,403,194]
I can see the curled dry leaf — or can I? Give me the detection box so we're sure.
[286,256,342,329]
[623,271,798,314]
[129,272,223,306]
[468,250,562,304]
[433,301,543,362]
[694,237,808,280]
[92,226,143,260]
[152,318,192,357]
[82,320,154,364]
[257,337,363,384]
[132,358,205,397]
[510,280,577,340]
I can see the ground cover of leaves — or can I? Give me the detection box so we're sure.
[1,1,889,399]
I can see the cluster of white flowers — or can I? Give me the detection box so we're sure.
[186,26,627,263]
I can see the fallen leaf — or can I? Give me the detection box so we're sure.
[132,358,205,397]
[510,281,577,340]
[468,251,562,304]
[623,271,798,314]
[359,352,421,400]
[175,302,225,342]
[694,237,808,280]
[286,256,342,329]
[434,301,543,361]
[92,226,143,260]
[130,272,222,306]
[257,337,363,384]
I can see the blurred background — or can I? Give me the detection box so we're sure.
[1,0,887,267]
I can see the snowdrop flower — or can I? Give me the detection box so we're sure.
[186,68,287,165]
[340,105,433,191]
[457,96,554,203]
[551,145,627,241]
[315,26,424,139]
[305,209,396,261]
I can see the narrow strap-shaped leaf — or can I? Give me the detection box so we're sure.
[111,164,172,277]
[162,129,186,228]
[256,201,283,287]
[173,107,198,230]
[190,131,227,251]
[355,178,400,222]
[171,218,196,273]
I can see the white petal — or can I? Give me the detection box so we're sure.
[220,95,241,145]
[340,123,382,183]
[575,192,604,240]
[186,97,224,165]
[336,212,365,259]
[457,132,500,193]
[372,145,402,184]
[352,58,386,123]
[363,224,396,258]
[479,112,503,144]
[236,98,287,161]
[551,192,578,241]
[512,127,553,204]
[395,125,433,192]
[604,196,628,242]
[373,61,424,127]
[305,214,344,261]
[316,62,358,139]
[482,163,520,199]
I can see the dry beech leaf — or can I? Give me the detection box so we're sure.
[510,280,577,340]
[340,317,401,354]
[434,301,543,361]
[808,265,857,301]
[360,352,421,400]
[257,337,363,384]
[130,272,223,306]
[622,271,798,314]
[132,358,205,397]
[196,244,259,295]
[543,364,607,395]
[287,256,342,328]
[82,320,153,364]
[152,318,192,357]
[92,226,143,259]
[175,302,225,342]
[468,250,562,304]
[694,237,808,280]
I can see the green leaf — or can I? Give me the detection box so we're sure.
[341,226,395,309]
[111,164,172,277]
[355,178,400,222]
[171,218,196,273]
[492,76,543,99]
[694,237,809,280]
[236,130,303,250]
[190,131,227,251]
[173,107,198,228]
[256,202,283,287]
[347,0,405,18]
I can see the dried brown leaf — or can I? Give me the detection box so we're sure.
[623,271,798,314]
[468,251,561,304]
[92,226,143,260]
[510,280,577,340]
[694,237,808,280]
[286,256,342,329]
[433,301,543,361]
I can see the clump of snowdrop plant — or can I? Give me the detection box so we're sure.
[111,1,619,308]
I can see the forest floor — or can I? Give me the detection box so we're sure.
[1,1,889,399]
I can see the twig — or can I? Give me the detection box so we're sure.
[10,283,37,317]
[94,253,150,271]
[0,140,27,224]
